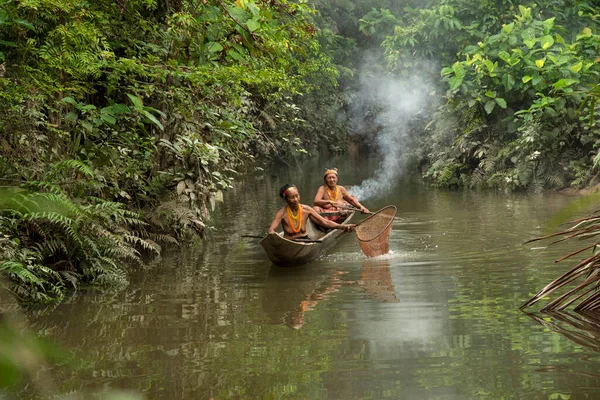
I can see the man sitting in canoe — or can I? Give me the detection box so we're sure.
[268,184,356,240]
[313,168,369,222]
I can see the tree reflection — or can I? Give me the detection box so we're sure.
[526,311,600,353]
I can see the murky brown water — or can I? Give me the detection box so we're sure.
[20,155,600,399]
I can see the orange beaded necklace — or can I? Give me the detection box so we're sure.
[326,185,339,202]
[286,205,303,233]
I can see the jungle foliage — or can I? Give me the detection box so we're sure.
[1,0,599,302]
[313,0,600,191]
[0,0,343,302]
[356,0,600,191]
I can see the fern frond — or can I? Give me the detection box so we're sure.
[124,234,161,255]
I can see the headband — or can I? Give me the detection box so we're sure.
[279,184,296,198]
[323,168,338,177]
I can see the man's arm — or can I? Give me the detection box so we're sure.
[268,209,284,234]
[306,206,355,232]
[313,186,332,208]
[340,186,369,213]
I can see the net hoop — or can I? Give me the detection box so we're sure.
[355,205,397,257]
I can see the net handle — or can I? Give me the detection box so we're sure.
[354,205,397,239]
[340,205,403,221]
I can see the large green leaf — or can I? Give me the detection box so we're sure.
[540,35,554,50]
[206,42,224,53]
[12,18,34,30]
[553,79,578,90]
[497,50,510,63]
[126,94,144,110]
[141,110,164,131]
[542,17,555,33]
[246,19,260,32]
[0,39,17,47]
[502,73,515,90]
[570,62,583,73]
[449,76,462,90]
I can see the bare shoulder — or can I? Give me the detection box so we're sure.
[302,204,317,214]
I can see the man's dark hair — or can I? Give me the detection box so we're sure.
[279,184,295,198]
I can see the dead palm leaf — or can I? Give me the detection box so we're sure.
[522,212,600,311]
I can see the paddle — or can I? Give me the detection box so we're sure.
[337,205,403,221]
[318,211,351,217]
[241,234,323,243]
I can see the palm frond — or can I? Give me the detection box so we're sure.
[523,212,600,311]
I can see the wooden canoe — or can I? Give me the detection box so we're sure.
[259,212,355,267]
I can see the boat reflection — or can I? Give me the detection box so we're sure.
[262,259,399,329]
[262,265,346,329]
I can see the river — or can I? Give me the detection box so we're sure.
[21,154,600,399]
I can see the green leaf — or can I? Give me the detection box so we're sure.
[0,39,17,47]
[448,76,462,90]
[206,42,224,53]
[485,100,496,114]
[141,110,164,131]
[495,97,507,109]
[441,67,453,76]
[535,59,545,68]
[227,49,244,61]
[452,62,465,80]
[497,51,510,63]
[523,39,536,49]
[61,97,78,106]
[100,114,116,125]
[553,79,578,90]
[246,19,260,32]
[502,23,514,34]
[485,91,496,98]
[12,18,34,30]
[542,17,555,33]
[540,35,554,50]
[502,73,515,90]
[105,104,130,114]
[570,62,583,73]
[521,28,534,41]
[126,94,144,110]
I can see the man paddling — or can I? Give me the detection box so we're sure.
[313,168,369,222]
[268,184,355,240]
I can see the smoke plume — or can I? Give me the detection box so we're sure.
[349,59,435,201]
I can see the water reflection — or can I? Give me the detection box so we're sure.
[19,155,600,399]
[357,259,399,303]
[263,260,399,330]
[263,266,347,329]
[527,311,600,353]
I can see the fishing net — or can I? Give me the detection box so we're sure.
[355,205,397,258]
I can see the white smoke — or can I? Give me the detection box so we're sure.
[349,59,436,201]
